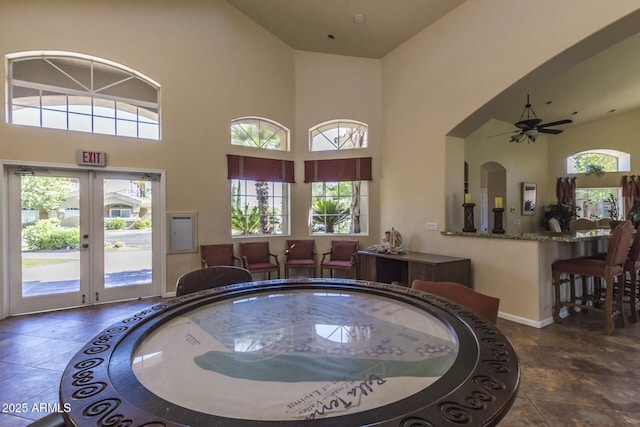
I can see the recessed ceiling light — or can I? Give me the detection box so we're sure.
[327,34,335,40]
[609,109,616,113]
[571,111,578,115]
[545,100,552,105]
[354,13,365,24]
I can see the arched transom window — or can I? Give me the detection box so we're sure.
[7,51,160,140]
[566,149,630,174]
[309,119,368,152]
[231,117,289,151]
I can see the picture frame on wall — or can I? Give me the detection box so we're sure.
[521,183,536,216]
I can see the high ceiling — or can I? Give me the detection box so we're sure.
[226,1,640,136]
[226,0,465,59]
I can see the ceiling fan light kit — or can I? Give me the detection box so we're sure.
[496,94,573,143]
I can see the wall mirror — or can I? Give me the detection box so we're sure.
[521,183,536,216]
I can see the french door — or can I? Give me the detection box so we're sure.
[8,167,161,315]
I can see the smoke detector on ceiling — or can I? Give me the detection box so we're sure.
[354,13,365,24]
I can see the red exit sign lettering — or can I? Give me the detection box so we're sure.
[76,150,107,167]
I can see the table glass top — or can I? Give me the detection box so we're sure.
[132,288,459,421]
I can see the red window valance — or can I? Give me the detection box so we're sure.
[304,157,372,183]
[227,155,295,183]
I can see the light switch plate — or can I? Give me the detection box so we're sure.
[426,222,438,231]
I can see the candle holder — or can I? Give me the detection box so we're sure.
[492,208,505,234]
[463,203,476,233]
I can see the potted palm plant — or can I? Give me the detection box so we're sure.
[312,199,349,233]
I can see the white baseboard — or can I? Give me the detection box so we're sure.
[497,308,569,329]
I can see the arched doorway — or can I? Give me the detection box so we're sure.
[480,162,506,233]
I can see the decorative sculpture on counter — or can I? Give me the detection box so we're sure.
[367,227,406,254]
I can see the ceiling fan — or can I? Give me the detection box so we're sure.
[496,94,573,143]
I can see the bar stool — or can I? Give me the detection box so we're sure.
[623,229,640,323]
[551,220,633,334]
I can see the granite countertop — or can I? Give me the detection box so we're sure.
[441,229,612,242]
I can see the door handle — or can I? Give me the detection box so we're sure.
[82,243,89,248]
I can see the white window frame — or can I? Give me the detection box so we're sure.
[231,179,289,237]
[310,181,368,235]
[566,149,630,174]
[309,119,368,152]
[7,51,160,140]
[231,116,290,151]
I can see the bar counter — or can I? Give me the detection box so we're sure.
[441,229,611,242]
[440,228,613,328]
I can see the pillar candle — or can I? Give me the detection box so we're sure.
[464,193,471,204]
[495,197,503,209]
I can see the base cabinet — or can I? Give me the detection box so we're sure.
[357,250,471,287]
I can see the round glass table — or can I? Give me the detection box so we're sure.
[60,279,520,426]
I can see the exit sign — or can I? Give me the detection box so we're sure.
[76,150,107,167]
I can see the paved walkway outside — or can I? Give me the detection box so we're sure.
[21,240,152,297]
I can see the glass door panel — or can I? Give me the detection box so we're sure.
[8,168,160,315]
[9,169,90,314]
[94,173,158,302]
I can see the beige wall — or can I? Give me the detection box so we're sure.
[381,1,640,323]
[293,51,382,253]
[2,0,640,323]
[465,119,550,234]
[0,1,383,298]
[0,0,296,292]
[547,108,640,200]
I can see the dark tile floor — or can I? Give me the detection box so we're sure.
[0,298,639,426]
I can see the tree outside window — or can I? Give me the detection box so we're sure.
[575,187,623,220]
[566,150,630,174]
[231,179,287,236]
[231,117,288,151]
[311,181,367,234]
[229,117,290,237]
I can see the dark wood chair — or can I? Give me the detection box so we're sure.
[239,241,280,279]
[176,265,252,297]
[200,243,240,268]
[552,220,633,334]
[321,240,358,279]
[411,279,500,324]
[622,229,640,323]
[284,239,316,278]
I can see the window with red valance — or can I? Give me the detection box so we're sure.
[305,157,371,235]
[227,154,293,237]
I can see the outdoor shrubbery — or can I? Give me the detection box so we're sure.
[23,219,80,250]
[133,219,151,229]
[105,217,126,230]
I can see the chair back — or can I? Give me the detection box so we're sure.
[330,240,358,262]
[176,266,252,296]
[286,240,315,260]
[200,244,235,267]
[628,228,640,264]
[240,242,271,263]
[411,280,500,324]
[605,220,633,267]
[569,218,597,231]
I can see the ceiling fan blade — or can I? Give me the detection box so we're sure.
[486,130,519,138]
[515,118,542,130]
[538,119,572,128]
[538,128,563,134]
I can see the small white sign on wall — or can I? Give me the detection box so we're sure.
[168,212,197,253]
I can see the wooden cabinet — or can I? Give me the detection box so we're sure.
[357,250,471,287]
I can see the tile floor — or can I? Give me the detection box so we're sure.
[0,298,639,426]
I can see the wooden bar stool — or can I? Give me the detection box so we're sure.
[551,220,633,334]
